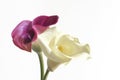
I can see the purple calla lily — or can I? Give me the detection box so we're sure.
[12,20,37,52]
[11,15,58,52]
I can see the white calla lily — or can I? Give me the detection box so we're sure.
[34,27,90,71]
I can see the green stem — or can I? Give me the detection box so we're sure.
[37,52,44,80]
[43,68,50,80]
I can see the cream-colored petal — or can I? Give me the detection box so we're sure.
[47,59,61,71]
[52,34,90,57]
[38,36,71,63]
[78,44,90,54]
[39,27,61,45]
[37,27,71,63]
[49,35,72,62]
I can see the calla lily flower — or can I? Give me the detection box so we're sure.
[11,20,36,52]
[36,27,90,71]
[11,15,58,52]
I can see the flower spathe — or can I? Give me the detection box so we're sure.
[36,27,90,71]
[11,15,58,52]
[11,20,37,52]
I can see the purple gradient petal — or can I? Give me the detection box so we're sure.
[43,15,59,26]
[11,15,59,52]
[32,15,59,33]
[32,15,48,26]
[11,20,37,52]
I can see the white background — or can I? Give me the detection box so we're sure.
[0,0,120,80]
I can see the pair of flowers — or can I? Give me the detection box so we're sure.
[11,15,90,80]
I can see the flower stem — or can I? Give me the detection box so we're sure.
[37,52,44,80]
[43,68,50,80]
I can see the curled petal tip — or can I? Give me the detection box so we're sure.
[32,15,48,26]
[43,15,59,26]
[32,15,59,33]
[32,15,59,26]
[85,44,90,54]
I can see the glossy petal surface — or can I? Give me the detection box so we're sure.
[12,20,37,52]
